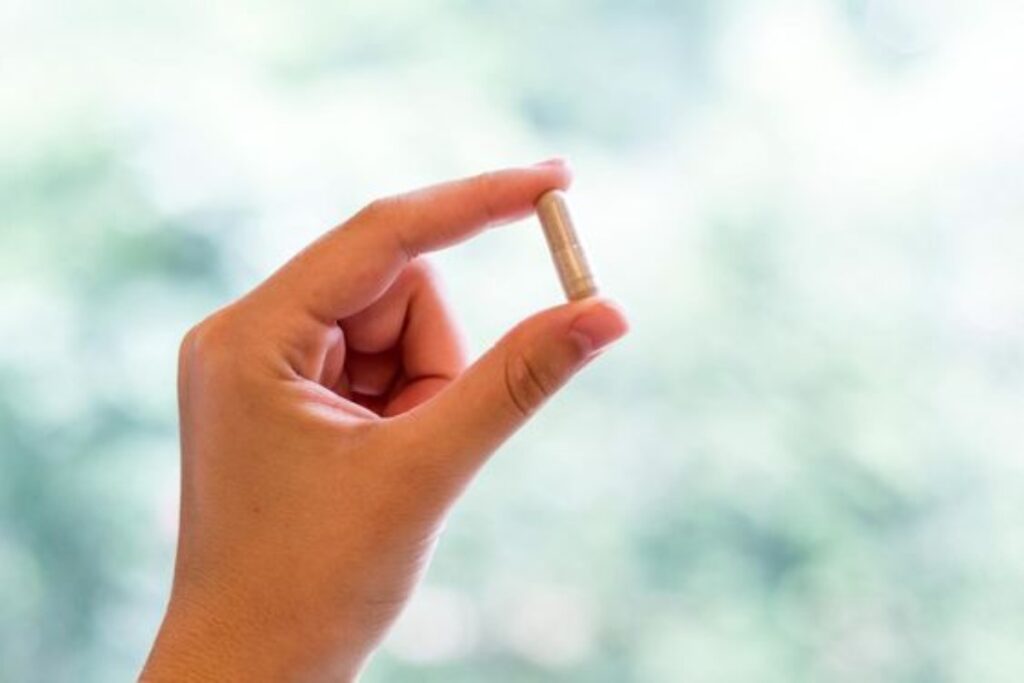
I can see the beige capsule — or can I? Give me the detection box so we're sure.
[535,190,598,301]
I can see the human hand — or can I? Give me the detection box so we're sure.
[141,162,629,681]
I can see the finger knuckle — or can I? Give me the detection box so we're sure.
[358,197,390,222]
[405,257,439,286]
[356,196,414,259]
[358,195,406,224]
[473,172,500,222]
[503,351,553,418]
[178,325,200,367]
[180,307,241,372]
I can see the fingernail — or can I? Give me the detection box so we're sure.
[534,157,569,169]
[569,300,629,354]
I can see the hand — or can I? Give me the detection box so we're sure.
[141,162,629,681]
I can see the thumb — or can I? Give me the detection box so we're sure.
[397,298,629,481]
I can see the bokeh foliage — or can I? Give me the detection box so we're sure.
[2,1,1023,680]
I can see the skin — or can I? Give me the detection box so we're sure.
[141,161,629,682]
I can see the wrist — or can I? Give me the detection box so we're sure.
[142,590,361,682]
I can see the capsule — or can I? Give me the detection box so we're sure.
[535,190,598,301]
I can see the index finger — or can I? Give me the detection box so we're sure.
[260,161,572,322]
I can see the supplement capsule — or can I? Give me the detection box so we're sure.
[535,190,598,301]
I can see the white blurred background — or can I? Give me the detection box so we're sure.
[2,1,1024,680]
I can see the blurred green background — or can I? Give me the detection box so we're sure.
[3,0,1024,680]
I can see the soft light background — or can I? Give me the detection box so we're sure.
[2,0,1024,680]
